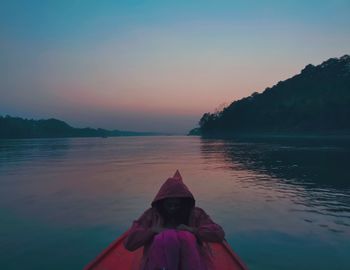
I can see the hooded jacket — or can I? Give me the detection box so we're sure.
[123,170,225,268]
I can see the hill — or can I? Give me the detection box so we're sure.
[0,115,162,139]
[195,55,350,136]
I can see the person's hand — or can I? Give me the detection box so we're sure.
[177,224,196,233]
[151,226,164,234]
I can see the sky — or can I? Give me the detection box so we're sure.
[1,0,350,133]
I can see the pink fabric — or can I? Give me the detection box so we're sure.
[151,170,195,205]
[144,229,206,270]
[124,170,225,270]
[124,207,225,251]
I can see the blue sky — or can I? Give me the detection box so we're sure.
[1,0,350,133]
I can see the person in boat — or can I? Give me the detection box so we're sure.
[124,170,225,270]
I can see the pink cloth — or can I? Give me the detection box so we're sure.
[124,170,225,270]
[144,229,206,270]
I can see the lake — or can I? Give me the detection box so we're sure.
[0,136,350,270]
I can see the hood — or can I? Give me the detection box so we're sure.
[151,170,195,207]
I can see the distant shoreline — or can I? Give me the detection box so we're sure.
[189,131,350,140]
[0,115,174,139]
[0,134,184,141]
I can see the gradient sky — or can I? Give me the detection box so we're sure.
[1,0,350,133]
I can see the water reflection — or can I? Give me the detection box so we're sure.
[0,138,72,173]
[200,137,350,232]
[1,136,350,270]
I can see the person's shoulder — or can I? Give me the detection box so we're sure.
[143,207,159,216]
[193,206,208,216]
[143,207,154,214]
[194,206,204,212]
[136,207,154,219]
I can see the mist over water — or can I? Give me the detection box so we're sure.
[0,136,349,270]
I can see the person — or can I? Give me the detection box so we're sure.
[124,170,225,270]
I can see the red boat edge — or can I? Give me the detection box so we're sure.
[83,230,130,270]
[84,230,249,270]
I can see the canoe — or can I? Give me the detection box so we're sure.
[84,231,248,270]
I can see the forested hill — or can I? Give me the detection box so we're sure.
[0,116,161,139]
[197,55,350,136]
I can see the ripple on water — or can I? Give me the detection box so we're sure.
[1,136,350,270]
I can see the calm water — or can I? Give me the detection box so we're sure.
[0,136,350,270]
